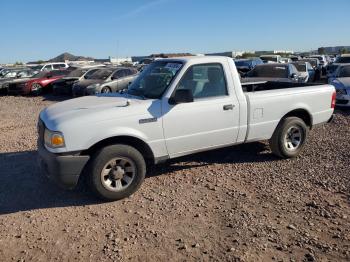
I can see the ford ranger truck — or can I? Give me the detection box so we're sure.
[38,56,335,201]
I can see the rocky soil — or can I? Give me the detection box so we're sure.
[0,95,349,261]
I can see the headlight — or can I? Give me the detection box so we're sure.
[44,129,65,148]
[336,89,347,95]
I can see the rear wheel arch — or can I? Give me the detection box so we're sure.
[280,109,312,129]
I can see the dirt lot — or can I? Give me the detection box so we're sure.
[0,95,349,262]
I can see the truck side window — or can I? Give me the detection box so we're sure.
[177,63,227,99]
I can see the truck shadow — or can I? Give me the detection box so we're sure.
[147,141,276,177]
[0,142,275,215]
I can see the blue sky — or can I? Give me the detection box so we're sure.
[1,0,349,63]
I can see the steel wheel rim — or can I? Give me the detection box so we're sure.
[100,157,136,192]
[284,126,303,151]
[102,87,110,93]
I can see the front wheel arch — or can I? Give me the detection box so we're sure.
[82,135,156,165]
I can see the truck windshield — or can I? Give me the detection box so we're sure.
[127,61,183,99]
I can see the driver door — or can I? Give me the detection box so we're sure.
[161,63,240,157]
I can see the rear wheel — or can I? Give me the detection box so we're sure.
[87,144,146,201]
[101,86,111,94]
[269,117,308,158]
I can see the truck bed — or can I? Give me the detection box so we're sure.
[243,83,334,142]
[241,81,325,92]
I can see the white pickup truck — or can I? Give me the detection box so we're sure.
[38,56,335,200]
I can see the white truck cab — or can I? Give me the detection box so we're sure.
[38,56,335,201]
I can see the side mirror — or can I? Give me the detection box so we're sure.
[290,73,297,79]
[169,89,194,105]
[46,74,52,79]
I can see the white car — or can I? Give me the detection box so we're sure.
[260,55,283,63]
[328,64,350,107]
[38,56,335,201]
[30,62,69,72]
[309,55,328,67]
[292,61,315,82]
[327,54,350,79]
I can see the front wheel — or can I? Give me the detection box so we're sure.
[269,117,308,158]
[31,83,43,95]
[87,144,146,201]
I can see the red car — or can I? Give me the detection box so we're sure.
[7,70,69,95]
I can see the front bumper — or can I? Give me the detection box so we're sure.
[38,145,90,189]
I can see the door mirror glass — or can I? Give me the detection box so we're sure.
[169,89,193,105]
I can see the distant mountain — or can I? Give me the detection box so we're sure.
[49,52,95,62]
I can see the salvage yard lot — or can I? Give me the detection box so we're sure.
[0,95,349,261]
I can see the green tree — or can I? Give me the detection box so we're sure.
[239,52,256,59]
[318,47,326,55]
[340,48,349,54]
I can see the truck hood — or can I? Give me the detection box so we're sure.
[40,94,154,131]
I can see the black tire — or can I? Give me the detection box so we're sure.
[269,117,308,158]
[31,83,43,96]
[101,86,111,93]
[87,144,146,201]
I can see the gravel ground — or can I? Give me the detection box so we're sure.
[0,95,349,262]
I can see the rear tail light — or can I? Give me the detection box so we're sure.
[331,90,336,109]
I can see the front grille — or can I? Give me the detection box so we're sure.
[37,119,45,147]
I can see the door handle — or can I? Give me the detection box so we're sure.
[223,104,234,110]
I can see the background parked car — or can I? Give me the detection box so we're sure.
[0,69,37,93]
[241,63,301,83]
[52,66,103,96]
[326,54,350,79]
[260,55,283,63]
[309,55,328,75]
[72,67,138,96]
[291,61,315,82]
[8,70,69,95]
[328,64,350,107]
[0,67,26,78]
[234,58,264,76]
[29,62,68,72]
[280,58,292,63]
[300,58,321,81]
